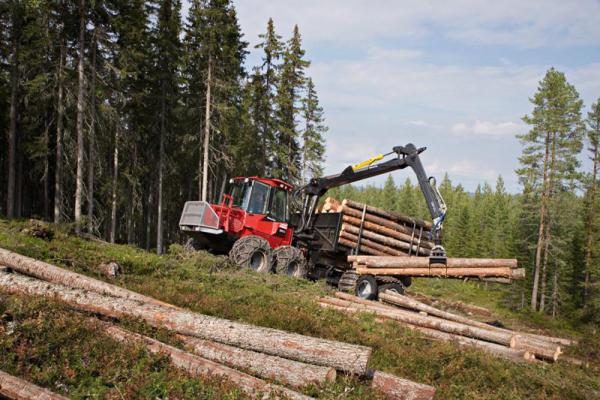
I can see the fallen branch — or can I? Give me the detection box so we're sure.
[0,270,371,375]
[0,369,67,400]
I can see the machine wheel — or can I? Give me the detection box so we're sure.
[355,275,378,300]
[273,246,307,278]
[338,270,359,292]
[229,235,273,273]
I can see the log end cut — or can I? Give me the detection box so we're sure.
[370,370,435,400]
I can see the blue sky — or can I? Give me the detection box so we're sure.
[185,1,600,192]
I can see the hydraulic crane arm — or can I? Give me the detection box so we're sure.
[294,143,447,253]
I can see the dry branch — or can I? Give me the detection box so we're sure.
[177,334,336,387]
[0,270,371,375]
[99,322,312,399]
[0,369,67,400]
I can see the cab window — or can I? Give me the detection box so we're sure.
[269,188,288,222]
[247,181,270,214]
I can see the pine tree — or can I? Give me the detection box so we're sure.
[517,68,584,312]
[301,78,326,183]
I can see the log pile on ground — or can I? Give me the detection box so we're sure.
[318,291,577,364]
[0,247,435,399]
[349,255,526,281]
[320,198,434,257]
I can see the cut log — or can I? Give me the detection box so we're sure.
[339,231,407,256]
[0,369,68,400]
[99,322,312,399]
[341,224,429,256]
[379,291,561,360]
[322,197,341,212]
[478,277,512,284]
[370,370,435,400]
[329,293,517,347]
[405,292,493,317]
[338,237,389,256]
[0,271,371,375]
[318,303,533,363]
[348,255,518,269]
[340,206,424,239]
[342,199,433,231]
[342,215,434,249]
[355,267,517,279]
[0,247,173,308]
[177,334,336,387]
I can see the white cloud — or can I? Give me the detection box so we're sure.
[451,120,524,137]
[233,0,600,49]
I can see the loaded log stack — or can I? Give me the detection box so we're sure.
[321,198,434,257]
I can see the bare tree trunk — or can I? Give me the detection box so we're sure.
[552,260,559,318]
[201,57,212,201]
[110,126,119,243]
[145,190,152,251]
[74,0,86,233]
[43,123,50,219]
[583,139,598,303]
[54,37,66,224]
[6,11,19,218]
[157,83,166,255]
[539,228,551,312]
[531,131,551,311]
[87,28,97,234]
[370,370,436,400]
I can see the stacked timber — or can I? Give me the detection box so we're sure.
[327,198,434,257]
[0,247,435,400]
[349,255,526,281]
[317,291,578,364]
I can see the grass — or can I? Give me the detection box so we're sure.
[0,218,599,399]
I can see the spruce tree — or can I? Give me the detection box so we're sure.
[301,77,327,183]
[273,25,309,183]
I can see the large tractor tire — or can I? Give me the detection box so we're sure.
[338,270,359,292]
[229,235,273,273]
[355,275,378,300]
[273,246,307,278]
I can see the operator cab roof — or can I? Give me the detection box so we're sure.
[231,176,294,191]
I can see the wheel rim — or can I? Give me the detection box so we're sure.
[357,280,373,298]
[250,252,265,271]
[285,261,299,276]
